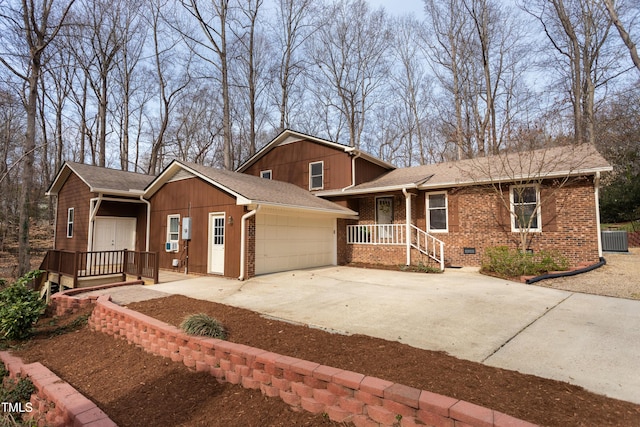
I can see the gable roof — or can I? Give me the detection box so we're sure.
[145,160,357,217]
[235,129,395,173]
[317,144,613,196]
[46,162,156,197]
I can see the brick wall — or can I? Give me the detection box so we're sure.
[629,231,640,248]
[87,294,536,427]
[340,180,600,268]
[0,352,116,427]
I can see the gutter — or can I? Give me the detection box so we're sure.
[239,205,261,280]
[525,257,606,284]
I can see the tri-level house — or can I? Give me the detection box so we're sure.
[44,129,611,286]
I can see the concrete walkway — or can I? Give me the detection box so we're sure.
[92,266,640,405]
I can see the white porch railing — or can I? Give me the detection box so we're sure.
[346,224,406,245]
[346,224,445,270]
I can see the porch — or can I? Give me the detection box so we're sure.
[39,249,160,299]
[345,223,445,270]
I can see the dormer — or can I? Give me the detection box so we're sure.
[237,129,394,192]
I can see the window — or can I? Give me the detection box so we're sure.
[260,170,272,179]
[426,192,448,232]
[66,208,74,238]
[167,214,180,250]
[309,161,324,190]
[510,185,541,232]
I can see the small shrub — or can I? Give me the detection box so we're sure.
[482,246,568,278]
[0,272,47,341]
[399,262,442,274]
[180,313,227,339]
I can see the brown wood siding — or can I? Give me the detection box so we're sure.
[243,140,352,191]
[96,201,147,251]
[54,173,92,252]
[149,177,244,278]
[354,157,389,185]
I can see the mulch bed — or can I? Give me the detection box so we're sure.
[13,295,640,426]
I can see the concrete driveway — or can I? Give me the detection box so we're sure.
[147,266,640,404]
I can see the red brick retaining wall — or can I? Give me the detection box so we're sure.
[0,352,116,427]
[48,280,144,316]
[88,294,536,427]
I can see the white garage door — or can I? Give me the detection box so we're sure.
[255,212,336,275]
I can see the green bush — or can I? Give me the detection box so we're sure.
[180,313,227,340]
[481,246,568,278]
[0,271,47,341]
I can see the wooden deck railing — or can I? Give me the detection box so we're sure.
[40,249,159,287]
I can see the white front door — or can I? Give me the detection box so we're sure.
[208,213,225,274]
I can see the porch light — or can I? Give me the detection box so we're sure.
[228,215,233,225]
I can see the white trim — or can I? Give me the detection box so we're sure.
[166,214,180,252]
[260,170,272,179]
[66,208,74,238]
[309,161,324,190]
[426,191,448,233]
[510,184,542,233]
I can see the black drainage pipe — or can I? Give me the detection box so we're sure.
[525,257,607,285]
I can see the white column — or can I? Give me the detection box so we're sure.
[403,188,412,266]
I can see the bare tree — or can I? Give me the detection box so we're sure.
[524,0,622,145]
[232,0,266,157]
[113,0,146,171]
[0,0,76,275]
[270,0,315,131]
[423,0,474,159]
[146,0,191,174]
[389,15,436,165]
[602,0,640,73]
[308,0,391,148]
[180,0,233,170]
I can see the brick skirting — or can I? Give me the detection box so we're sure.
[0,352,116,427]
[88,294,537,427]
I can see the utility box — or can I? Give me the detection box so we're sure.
[182,217,192,240]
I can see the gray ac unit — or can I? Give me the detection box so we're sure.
[601,230,629,252]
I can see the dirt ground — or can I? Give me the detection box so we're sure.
[536,248,640,300]
[12,296,640,427]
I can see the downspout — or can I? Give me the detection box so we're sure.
[402,188,412,266]
[594,171,603,258]
[87,194,104,251]
[140,195,151,252]
[239,204,261,280]
[342,151,361,192]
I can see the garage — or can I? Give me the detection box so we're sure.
[255,211,336,275]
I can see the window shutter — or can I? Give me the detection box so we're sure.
[448,195,459,232]
[495,191,510,230]
[540,188,558,232]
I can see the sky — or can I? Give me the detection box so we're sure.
[367,0,425,16]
